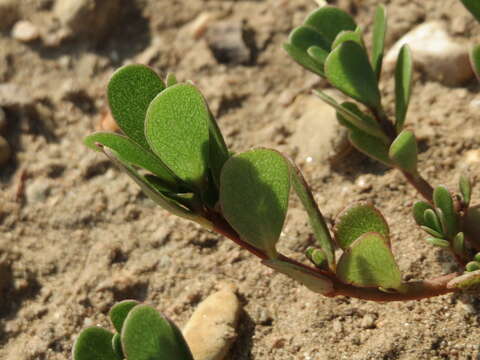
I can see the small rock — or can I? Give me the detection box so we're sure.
[11,21,40,42]
[0,136,11,165]
[361,314,376,329]
[0,83,33,109]
[206,20,252,65]
[26,179,51,203]
[54,0,121,41]
[0,0,19,31]
[0,107,6,133]
[183,286,241,360]
[463,149,480,165]
[384,22,473,86]
[289,95,340,163]
[187,12,216,39]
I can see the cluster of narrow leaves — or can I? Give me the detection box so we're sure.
[72,301,193,360]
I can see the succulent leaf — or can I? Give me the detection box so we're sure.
[459,174,472,207]
[305,6,356,45]
[109,300,139,333]
[331,30,364,49]
[371,5,387,80]
[423,209,443,235]
[460,0,480,22]
[412,201,433,226]
[72,327,120,360]
[471,44,480,80]
[425,237,450,248]
[394,45,413,132]
[388,130,418,174]
[433,186,458,239]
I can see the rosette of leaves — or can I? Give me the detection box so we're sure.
[72,301,194,360]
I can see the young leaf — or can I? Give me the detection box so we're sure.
[263,259,333,295]
[331,30,364,49]
[423,209,443,235]
[145,84,210,191]
[166,73,177,87]
[315,90,388,141]
[108,64,166,149]
[471,44,480,80]
[453,232,465,256]
[72,327,120,360]
[306,247,328,269]
[112,334,124,360]
[459,173,472,207]
[412,201,433,226]
[433,186,458,239]
[394,45,413,132]
[388,130,418,174]
[305,6,356,46]
[122,305,194,360]
[420,225,444,239]
[220,149,291,259]
[289,161,335,269]
[325,41,382,110]
[371,5,387,81]
[109,300,139,333]
[425,237,450,248]
[307,45,329,65]
[284,26,330,76]
[333,203,390,250]
[84,132,180,191]
[336,232,402,290]
[460,0,480,22]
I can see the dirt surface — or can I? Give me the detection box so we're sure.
[1,0,480,359]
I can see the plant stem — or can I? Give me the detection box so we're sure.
[402,171,434,204]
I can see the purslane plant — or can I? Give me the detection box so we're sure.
[84,4,480,302]
[72,300,194,360]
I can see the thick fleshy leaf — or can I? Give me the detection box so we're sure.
[466,262,480,272]
[305,6,356,45]
[388,130,418,173]
[471,45,480,80]
[433,186,458,238]
[412,201,433,226]
[307,45,329,65]
[315,90,387,141]
[306,247,328,269]
[336,232,402,290]
[447,270,480,292]
[453,232,465,256]
[112,334,124,360]
[333,203,390,249]
[371,5,387,80]
[284,26,330,76]
[263,259,333,295]
[207,107,230,189]
[122,305,194,360]
[331,30,364,49]
[84,132,179,190]
[102,148,212,229]
[166,73,177,87]
[423,209,443,235]
[394,45,413,131]
[72,327,120,360]
[459,173,472,207]
[465,205,480,248]
[109,300,139,333]
[325,41,382,110]
[220,149,291,259]
[108,64,165,149]
[420,225,444,239]
[289,161,335,269]
[461,0,480,22]
[425,237,450,248]
[145,84,210,190]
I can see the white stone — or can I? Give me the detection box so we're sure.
[11,21,40,43]
[384,22,473,86]
[183,285,241,360]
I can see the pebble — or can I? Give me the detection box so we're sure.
[361,314,376,329]
[25,179,51,203]
[54,0,120,41]
[289,95,340,163]
[187,12,216,39]
[384,22,473,86]
[0,0,18,31]
[0,83,33,108]
[0,135,11,165]
[463,149,480,165]
[183,285,241,360]
[206,20,251,65]
[11,21,40,43]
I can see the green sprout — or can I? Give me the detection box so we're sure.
[84,3,480,303]
[72,301,193,360]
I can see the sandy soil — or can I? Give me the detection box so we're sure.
[1,0,480,359]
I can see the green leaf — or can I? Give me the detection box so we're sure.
[447,270,480,292]
[412,201,433,226]
[460,0,480,22]
[388,130,418,173]
[466,261,480,272]
[289,161,335,269]
[470,44,480,80]
[371,5,387,81]
[220,149,291,259]
[166,73,177,87]
[420,225,444,239]
[84,132,180,191]
[122,305,194,360]
[109,300,139,333]
[73,327,120,360]
[336,232,402,290]
[423,209,443,235]
[145,84,210,191]
[425,237,450,248]
[475,252,480,262]
[333,203,390,250]
[305,6,356,46]
[453,232,465,257]
[307,45,329,65]
[306,247,328,269]
[284,26,329,76]
[206,107,230,189]
[263,259,333,295]
[101,148,212,229]
[459,174,472,207]
[331,30,364,49]
[112,334,124,360]
[315,90,388,141]
[394,45,413,132]
[433,186,458,239]
[325,41,382,110]
[108,64,165,149]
